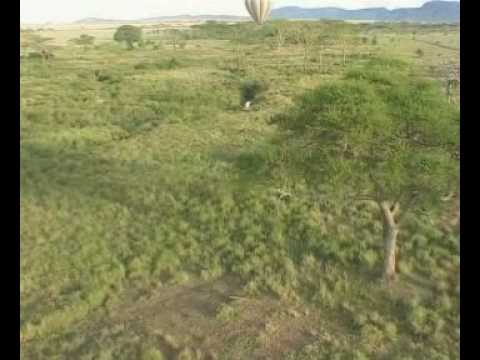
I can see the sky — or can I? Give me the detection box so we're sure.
[20,0,459,23]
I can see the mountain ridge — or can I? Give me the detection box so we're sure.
[271,1,459,23]
[75,15,248,24]
[72,1,459,25]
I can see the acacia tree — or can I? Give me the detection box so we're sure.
[69,34,95,52]
[21,33,55,61]
[70,34,95,49]
[114,25,143,49]
[270,61,459,283]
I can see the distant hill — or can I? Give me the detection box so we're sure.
[75,18,127,24]
[271,1,460,23]
[75,15,248,25]
[73,1,459,25]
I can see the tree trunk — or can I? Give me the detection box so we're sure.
[379,201,399,283]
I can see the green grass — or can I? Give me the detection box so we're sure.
[21,21,459,359]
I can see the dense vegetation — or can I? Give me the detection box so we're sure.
[270,59,459,283]
[20,20,459,359]
[114,25,143,49]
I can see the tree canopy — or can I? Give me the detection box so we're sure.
[70,34,95,47]
[113,25,143,49]
[272,60,458,206]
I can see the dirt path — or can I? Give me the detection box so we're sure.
[71,276,323,359]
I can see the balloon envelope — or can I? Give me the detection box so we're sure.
[245,0,272,25]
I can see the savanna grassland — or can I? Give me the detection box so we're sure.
[20,20,459,360]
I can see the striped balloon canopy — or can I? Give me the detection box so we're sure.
[245,0,272,25]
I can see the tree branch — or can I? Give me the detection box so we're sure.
[391,202,401,218]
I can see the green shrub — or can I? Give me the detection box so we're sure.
[94,70,122,84]
[352,350,369,360]
[407,305,429,336]
[27,52,44,59]
[134,58,180,71]
[169,272,190,285]
[359,324,385,349]
[312,282,335,308]
[434,280,450,293]
[353,313,368,330]
[162,58,180,70]
[240,79,267,106]
[368,311,383,325]
[141,347,166,360]
[133,62,150,70]
[359,249,378,269]
[216,303,238,321]
[397,260,413,275]
[177,347,196,360]
[384,322,398,339]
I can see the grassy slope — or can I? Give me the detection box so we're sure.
[20,22,459,359]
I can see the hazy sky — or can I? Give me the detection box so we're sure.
[20,0,459,23]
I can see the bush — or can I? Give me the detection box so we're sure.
[407,305,429,336]
[161,58,180,70]
[397,260,413,275]
[27,52,43,59]
[412,234,429,248]
[133,62,150,70]
[177,347,200,360]
[216,303,238,321]
[359,324,385,349]
[134,58,180,71]
[27,51,54,60]
[178,40,187,49]
[352,350,369,360]
[70,34,95,47]
[384,322,398,339]
[240,80,267,107]
[359,249,378,269]
[353,313,368,330]
[94,70,122,84]
[416,48,425,57]
[141,347,166,360]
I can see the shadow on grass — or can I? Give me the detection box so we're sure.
[21,141,215,216]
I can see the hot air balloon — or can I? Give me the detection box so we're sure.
[245,0,272,25]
